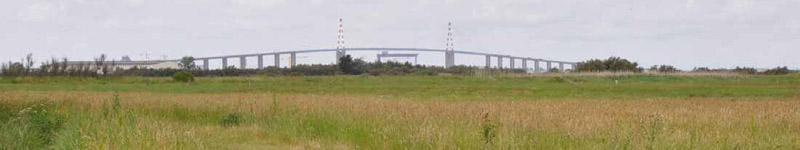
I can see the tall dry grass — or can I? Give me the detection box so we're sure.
[1,91,799,149]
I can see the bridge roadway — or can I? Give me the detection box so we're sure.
[136,47,577,72]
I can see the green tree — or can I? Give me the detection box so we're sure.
[649,65,678,73]
[179,56,196,70]
[575,57,641,72]
[338,55,353,74]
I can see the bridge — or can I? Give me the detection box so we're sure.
[152,47,577,72]
[67,20,579,72]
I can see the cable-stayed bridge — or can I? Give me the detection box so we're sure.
[146,47,576,72]
[67,19,578,72]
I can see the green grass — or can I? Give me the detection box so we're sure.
[1,75,799,149]
[2,75,799,101]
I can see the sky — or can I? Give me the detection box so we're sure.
[1,0,798,69]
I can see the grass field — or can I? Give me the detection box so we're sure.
[1,75,799,149]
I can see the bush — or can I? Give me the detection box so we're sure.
[649,65,678,73]
[762,66,790,75]
[172,71,195,83]
[219,113,240,127]
[732,67,756,75]
[548,68,561,73]
[480,112,497,145]
[575,57,641,72]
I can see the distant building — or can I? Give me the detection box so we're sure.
[66,56,180,70]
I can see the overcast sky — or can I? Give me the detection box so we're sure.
[1,0,798,69]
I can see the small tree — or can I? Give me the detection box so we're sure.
[649,65,678,73]
[179,56,196,70]
[94,54,108,76]
[338,55,357,75]
[173,71,195,83]
[24,53,34,75]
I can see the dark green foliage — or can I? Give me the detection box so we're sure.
[338,55,364,75]
[172,71,195,83]
[575,57,641,72]
[480,112,497,145]
[548,68,561,73]
[0,62,25,77]
[0,104,13,123]
[1,103,65,149]
[179,56,196,70]
[732,67,757,75]
[219,113,241,127]
[575,59,606,72]
[762,66,790,75]
[649,65,678,73]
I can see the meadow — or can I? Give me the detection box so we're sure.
[1,75,799,149]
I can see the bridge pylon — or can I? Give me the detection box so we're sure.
[444,22,455,68]
[336,18,346,64]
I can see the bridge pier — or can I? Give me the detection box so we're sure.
[485,55,491,69]
[522,59,527,70]
[559,63,564,71]
[274,54,281,68]
[497,56,503,69]
[444,51,455,68]
[222,58,228,69]
[546,62,552,71]
[203,59,209,70]
[510,58,516,69]
[257,55,264,69]
[240,56,246,69]
[534,60,540,73]
[290,53,297,67]
[336,50,346,64]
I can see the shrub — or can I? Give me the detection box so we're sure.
[480,112,497,145]
[649,65,678,73]
[172,71,195,83]
[219,113,240,127]
[548,68,561,73]
[575,57,641,72]
[732,67,756,75]
[762,66,790,75]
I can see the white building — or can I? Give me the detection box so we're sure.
[66,56,180,70]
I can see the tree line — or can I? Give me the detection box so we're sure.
[573,57,794,75]
[1,54,523,77]
[2,54,794,77]
[1,54,117,77]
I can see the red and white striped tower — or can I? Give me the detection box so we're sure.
[446,22,454,51]
[337,18,345,49]
[444,22,455,68]
[336,18,346,63]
